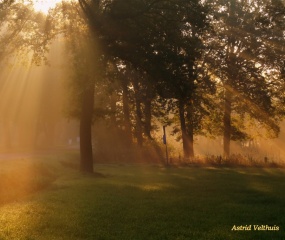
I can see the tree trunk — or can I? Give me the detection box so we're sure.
[110,92,117,126]
[186,100,194,158]
[144,98,152,140]
[133,80,143,147]
[179,99,192,159]
[222,0,236,159]
[121,79,132,145]
[223,88,232,158]
[80,86,94,173]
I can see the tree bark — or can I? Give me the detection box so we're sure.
[144,98,152,140]
[80,86,95,173]
[222,0,236,159]
[110,92,117,125]
[133,80,143,147]
[179,99,193,159]
[223,88,232,158]
[121,79,132,145]
[186,101,194,158]
[135,103,143,147]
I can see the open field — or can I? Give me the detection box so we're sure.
[0,154,285,240]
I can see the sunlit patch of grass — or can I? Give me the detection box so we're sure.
[0,159,56,204]
[139,183,176,192]
[0,160,285,240]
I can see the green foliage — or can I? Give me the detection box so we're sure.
[203,0,285,147]
[72,0,285,156]
[2,0,284,159]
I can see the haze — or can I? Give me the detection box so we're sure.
[0,0,284,168]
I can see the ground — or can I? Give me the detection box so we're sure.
[0,152,284,240]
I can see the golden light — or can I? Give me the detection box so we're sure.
[32,0,62,14]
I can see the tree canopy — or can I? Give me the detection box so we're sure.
[0,0,284,171]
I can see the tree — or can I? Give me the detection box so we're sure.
[204,0,285,158]
[92,0,209,159]
[0,1,49,63]
[257,0,285,85]
[48,1,104,172]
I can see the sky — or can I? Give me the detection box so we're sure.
[32,0,62,14]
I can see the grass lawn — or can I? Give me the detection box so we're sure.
[0,154,285,240]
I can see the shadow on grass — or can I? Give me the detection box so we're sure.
[53,167,285,239]
[1,165,285,240]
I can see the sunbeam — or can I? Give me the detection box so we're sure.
[32,0,63,14]
[0,38,70,150]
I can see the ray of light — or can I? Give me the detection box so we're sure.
[223,83,279,134]
[32,0,63,14]
[0,38,68,150]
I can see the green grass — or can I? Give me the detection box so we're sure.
[0,156,285,240]
[0,159,56,204]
